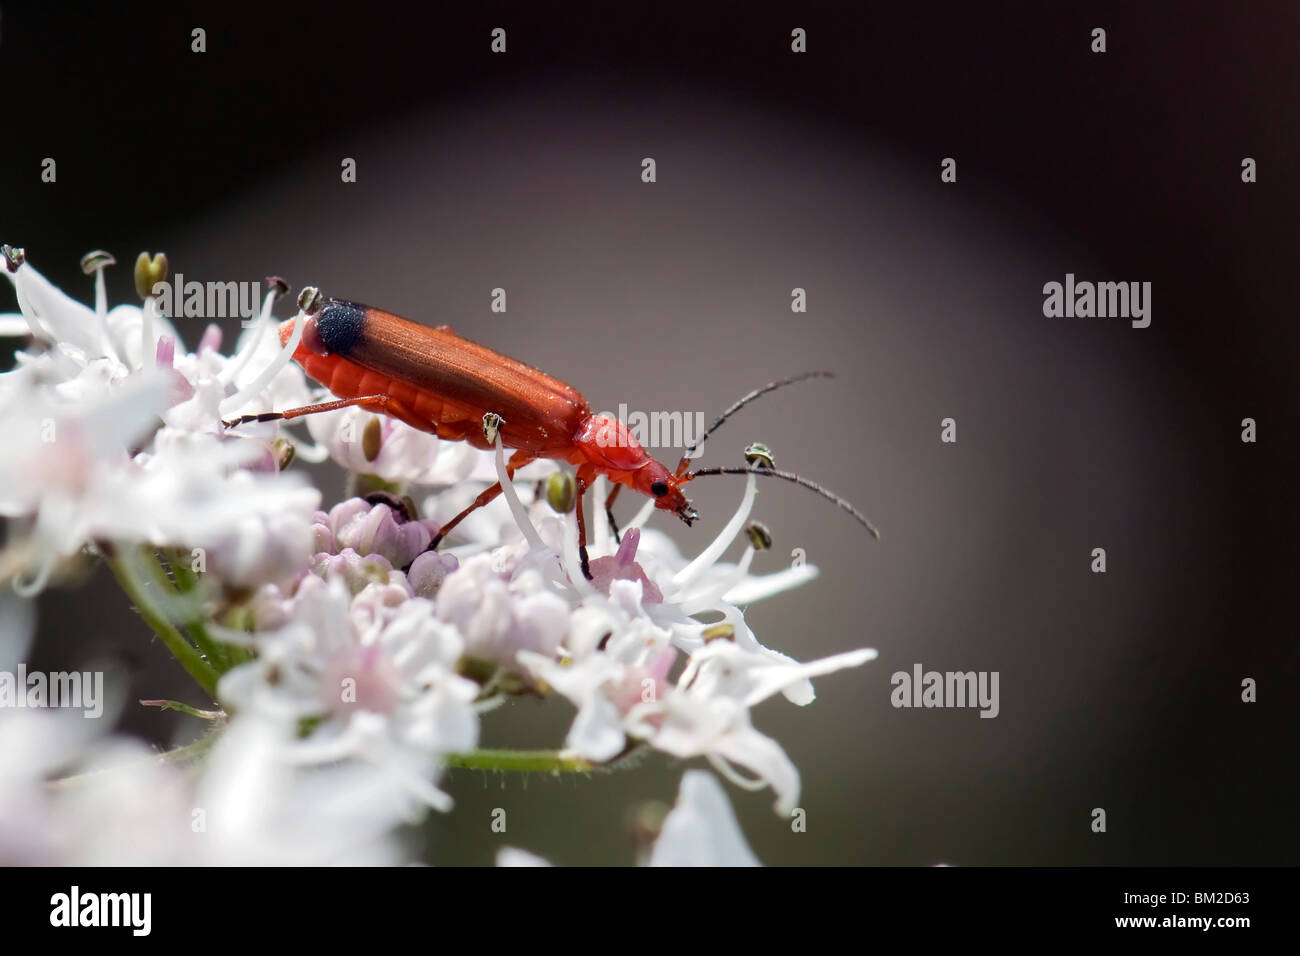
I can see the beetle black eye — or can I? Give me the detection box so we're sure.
[651,479,669,497]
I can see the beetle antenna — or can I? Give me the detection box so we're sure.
[683,465,880,539]
[675,371,834,475]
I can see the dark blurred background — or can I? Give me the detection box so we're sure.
[2,1,1296,865]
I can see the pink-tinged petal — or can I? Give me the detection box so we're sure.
[198,323,222,354]
[587,528,663,603]
[318,644,404,716]
[155,335,175,366]
[167,369,195,405]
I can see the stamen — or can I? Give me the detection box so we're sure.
[141,295,155,369]
[80,250,119,362]
[492,434,546,552]
[721,564,818,606]
[741,648,878,709]
[12,553,56,597]
[706,754,772,792]
[672,648,705,692]
[679,545,755,616]
[592,475,612,556]
[285,434,331,464]
[219,307,305,416]
[133,252,168,370]
[218,279,283,387]
[670,472,756,589]
[220,307,269,387]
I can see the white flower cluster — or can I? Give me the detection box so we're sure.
[0,250,875,865]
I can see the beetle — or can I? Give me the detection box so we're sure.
[224,293,878,577]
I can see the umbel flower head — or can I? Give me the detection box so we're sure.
[0,248,877,864]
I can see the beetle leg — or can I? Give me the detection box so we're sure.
[603,484,624,544]
[575,473,593,580]
[429,482,506,549]
[222,393,438,437]
[222,394,386,428]
[427,451,535,549]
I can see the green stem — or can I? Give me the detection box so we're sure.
[443,748,596,773]
[159,550,229,671]
[155,725,223,766]
[107,547,220,698]
[140,698,225,720]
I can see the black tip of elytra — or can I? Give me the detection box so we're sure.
[315,298,366,355]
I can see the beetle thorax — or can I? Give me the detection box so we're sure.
[573,414,653,473]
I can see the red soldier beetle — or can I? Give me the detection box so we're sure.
[223,291,879,578]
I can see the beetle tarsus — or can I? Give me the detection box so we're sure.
[221,411,285,429]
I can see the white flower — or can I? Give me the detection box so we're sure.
[0,709,191,866]
[435,554,572,664]
[218,572,480,811]
[0,711,424,865]
[506,469,875,813]
[633,641,876,815]
[0,255,320,594]
[0,372,170,591]
[0,593,414,865]
[191,712,419,865]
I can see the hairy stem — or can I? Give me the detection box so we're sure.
[443,742,645,774]
[443,748,596,773]
[160,549,231,671]
[106,546,220,698]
